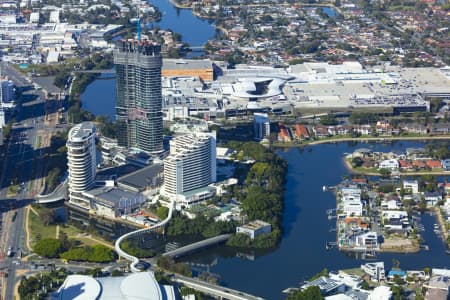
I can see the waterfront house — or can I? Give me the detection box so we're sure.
[412,160,427,169]
[343,201,363,217]
[351,178,368,185]
[312,125,330,138]
[376,120,393,136]
[424,192,442,207]
[387,270,406,281]
[381,199,402,210]
[429,123,450,135]
[328,271,362,290]
[353,125,372,135]
[406,147,426,157]
[236,220,272,239]
[441,159,450,171]
[301,277,345,295]
[426,159,442,170]
[384,217,409,231]
[352,148,372,159]
[331,125,352,136]
[403,180,419,194]
[401,124,428,135]
[398,160,413,171]
[381,210,408,221]
[361,262,386,282]
[355,231,379,249]
[278,124,291,142]
[294,124,309,140]
[379,159,399,171]
[344,217,369,230]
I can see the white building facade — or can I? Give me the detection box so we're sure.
[67,122,97,209]
[253,112,270,141]
[162,132,216,205]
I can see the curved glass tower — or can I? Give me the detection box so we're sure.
[114,40,163,153]
[67,122,96,208]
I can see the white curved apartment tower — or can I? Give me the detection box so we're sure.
[67,122,97,208]
[163,132,216,197]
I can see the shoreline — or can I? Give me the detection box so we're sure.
[434,207,449,249]
[274,135,450,148]
[343,157,450,176]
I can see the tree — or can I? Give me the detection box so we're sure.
[379,168,391,178]
[351,157,364,168]
[360,281,370,290]
[54,72,69,89]
[34,238,62,258]
[39,208,56,226]
[287,286,324,300]
[156,206,169,220]
[319,115,339,126]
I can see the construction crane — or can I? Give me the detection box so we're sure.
[136,4,141,42]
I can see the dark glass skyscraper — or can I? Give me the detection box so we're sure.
[113,40,163,153]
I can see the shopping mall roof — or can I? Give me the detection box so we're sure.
[56,272,176,300]
[163,58,213,70]
[117,163,163,192]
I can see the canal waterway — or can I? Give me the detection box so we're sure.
[180,141,449,299]
[80,74,116,120]
[78,2,449,298]
[79,76,450,298]
[148,0,216,47]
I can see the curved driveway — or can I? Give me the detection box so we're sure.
[115,200,175,272]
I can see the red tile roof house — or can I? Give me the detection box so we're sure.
[398,160,413,171]
[294,124,310,139]
[412,160,427,169]
[312,126,330,138]
[352,178,368,184]
[426,160,442,169]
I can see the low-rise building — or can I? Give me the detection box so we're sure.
[82,187,145,219]
[236,220,272,239]
[361,262,386,282]
[379,159,399,171]
[424,192,442,207]
[403,180,419,194]
[442,159,450,171]
[301,277,345,295]
[355,231,378,249]
[367,286,392,300]
[424,275,450,300]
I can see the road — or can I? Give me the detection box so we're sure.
[0,62,68,300]
[173,274,265,300]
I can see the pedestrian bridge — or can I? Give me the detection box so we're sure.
[35,181,67,204]
[173,274,265,300]
[114,200,175,273]
[162,234,231,258]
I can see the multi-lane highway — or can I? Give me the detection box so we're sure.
[0,62,67,300]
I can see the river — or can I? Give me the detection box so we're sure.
[148,0,216,47]
[79,2,449,298]
[80,76,450,298]
[180,141,449,299]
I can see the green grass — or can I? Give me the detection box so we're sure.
[28,209,57,246]
[7,184,19,197]
[340,268,365,277]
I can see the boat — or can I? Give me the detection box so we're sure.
[323,185,327,192]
